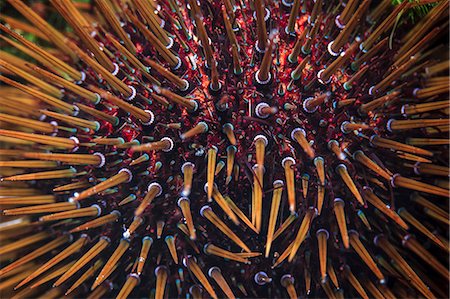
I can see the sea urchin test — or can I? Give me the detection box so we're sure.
[0,0,449,298]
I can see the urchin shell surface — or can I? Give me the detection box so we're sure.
[0,0,449,298]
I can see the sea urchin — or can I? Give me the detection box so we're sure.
[0,0,449,298]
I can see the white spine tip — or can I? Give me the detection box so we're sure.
[199,122,209,132]
[340,121,351,134]
[303,97,318,113]
[282,0,294,6]
[119,168,133,182]
[335,15,345,29]
[282,157,296,167]
[359,42,368,53]
[348,229,359,237]
[401,104,408,116]
[182,257,189,267]
[93,121,101,132]
[101,236,111,243]
[208,267,220,277]
[255,70,272,85]
[369,135,378,147]
[334,198,344,205]
[255,40,266,53]
[143,236,153,242]
[177,197,190,207]
[141,110,155,125]
[111,63,120,76]
[316,229,329,239]
[93,93,101,105]
[209,81,222,92]
[291,127,306,140]
[93,152,106,168]
[181,162,194,173]
[111,210,121,217]
[148,182,163,196]
[335,164,347,172]
[127,86,137,101]
[166,37,174,49]
[327,41,340,56]
[223,123,234,130]
[180,79,190,91]
[203,183,210,193]
[390,173,400,187]
[413,162,421,175]
[73,105,80,116]
[254,134,268,146]
[70,136,80,152]
[122,230,131,239]
[373,234,384,246]
[50,121,59,136]
[273,179,284,187]
[161,137,174,152]
[190,100,199,112]
[386,119,394,132]
[314,156,324,165]
[285,26,295,36]
[352,150,364,160]
[91,204,102,216]
[77,71,86,84]
[200,205,211,217]
[328,139,338,149]
[172,56,182,70]
[280,274,294,286]
[317,69,331,85]
[255,102,271,118]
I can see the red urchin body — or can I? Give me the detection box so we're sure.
[0,0,449,298]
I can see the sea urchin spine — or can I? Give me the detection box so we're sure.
[0,0,449,298]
